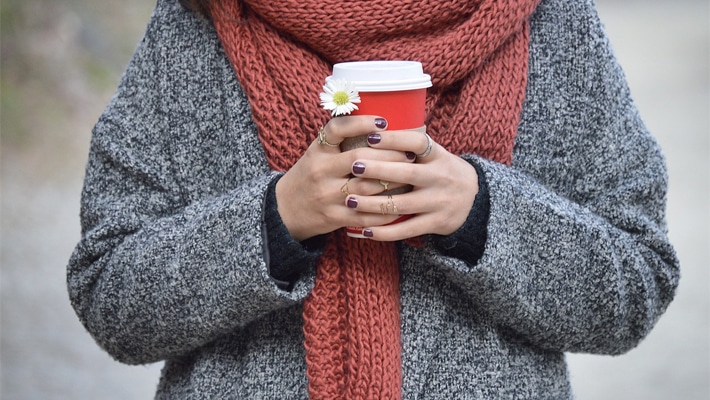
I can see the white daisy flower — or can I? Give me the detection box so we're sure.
[320,79,361,116]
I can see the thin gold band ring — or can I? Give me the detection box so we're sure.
[317,126,340,147]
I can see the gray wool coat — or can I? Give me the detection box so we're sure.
[67,0,680,398]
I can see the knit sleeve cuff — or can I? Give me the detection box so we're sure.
[262,175,326,291]
[428,159,490,266]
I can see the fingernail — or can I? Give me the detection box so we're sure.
[367,133,381,145]
[347,197,358,209]
[363,229,374,238]
[352,162,366,175]
[406,151,416,160]
[374,118,387,129]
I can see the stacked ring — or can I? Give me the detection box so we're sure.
[380,195,398,215]
[317,126,340,147]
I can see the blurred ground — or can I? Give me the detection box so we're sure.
[1,0,708,399]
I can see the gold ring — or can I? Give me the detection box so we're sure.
[380,195,398,215]
[340,178,351,196]
[388,195,398,214]
[416,132,433,158]
[379,180,389,191]
[317,126,340,147]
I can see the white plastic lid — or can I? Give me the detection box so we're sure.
[328,61,432,92]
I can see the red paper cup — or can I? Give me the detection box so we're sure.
[353,89,426,130]
[326,61,432,238]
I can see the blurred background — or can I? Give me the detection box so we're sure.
[1,0,707,398]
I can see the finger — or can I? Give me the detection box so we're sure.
[304,136,400,176]
[350,159,434,188]
[359,215,429,242]
[415,133,435,160]
[341,209,402,229]
[346,177,411,196]
[314,146,413,180]
[314,125,343,149]
[301,141,351,178]
[344,145,416,165]
[345,192,426,217]
[362,130,416,150]
[360,207,470,241]
[320,115,388,146]
[365,129,431,155]
[301,143,415,194]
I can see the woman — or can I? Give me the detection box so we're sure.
[67,0,680,398]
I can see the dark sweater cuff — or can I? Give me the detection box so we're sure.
[262,175,326,290]
[428,160,490,266]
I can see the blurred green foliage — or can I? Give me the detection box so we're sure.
[1,0,153,151]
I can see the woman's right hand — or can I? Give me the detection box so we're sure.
[275,116,412,241]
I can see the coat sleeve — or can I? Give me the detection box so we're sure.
[66,0,315,366]
[430,0,680,356]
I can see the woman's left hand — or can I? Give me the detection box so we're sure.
[345,129,479,241]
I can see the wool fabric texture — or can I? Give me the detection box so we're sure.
[67,0,682,397]
[210,0,540,398]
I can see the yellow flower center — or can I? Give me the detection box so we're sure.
[332,91,350,106]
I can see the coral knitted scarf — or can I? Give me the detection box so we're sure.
[210,0,540,398]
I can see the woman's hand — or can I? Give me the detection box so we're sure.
[343,129,480,241]
[275,116,414,241]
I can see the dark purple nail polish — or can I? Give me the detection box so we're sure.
[406,151,416,160]
[374,118,387,129]
[347,197,358,209]
[352,162,366,175]
[367,133,382,145]
[363,229,374,238]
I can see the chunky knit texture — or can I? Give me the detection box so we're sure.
[211,1,540,398]
[67,0,680,398]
